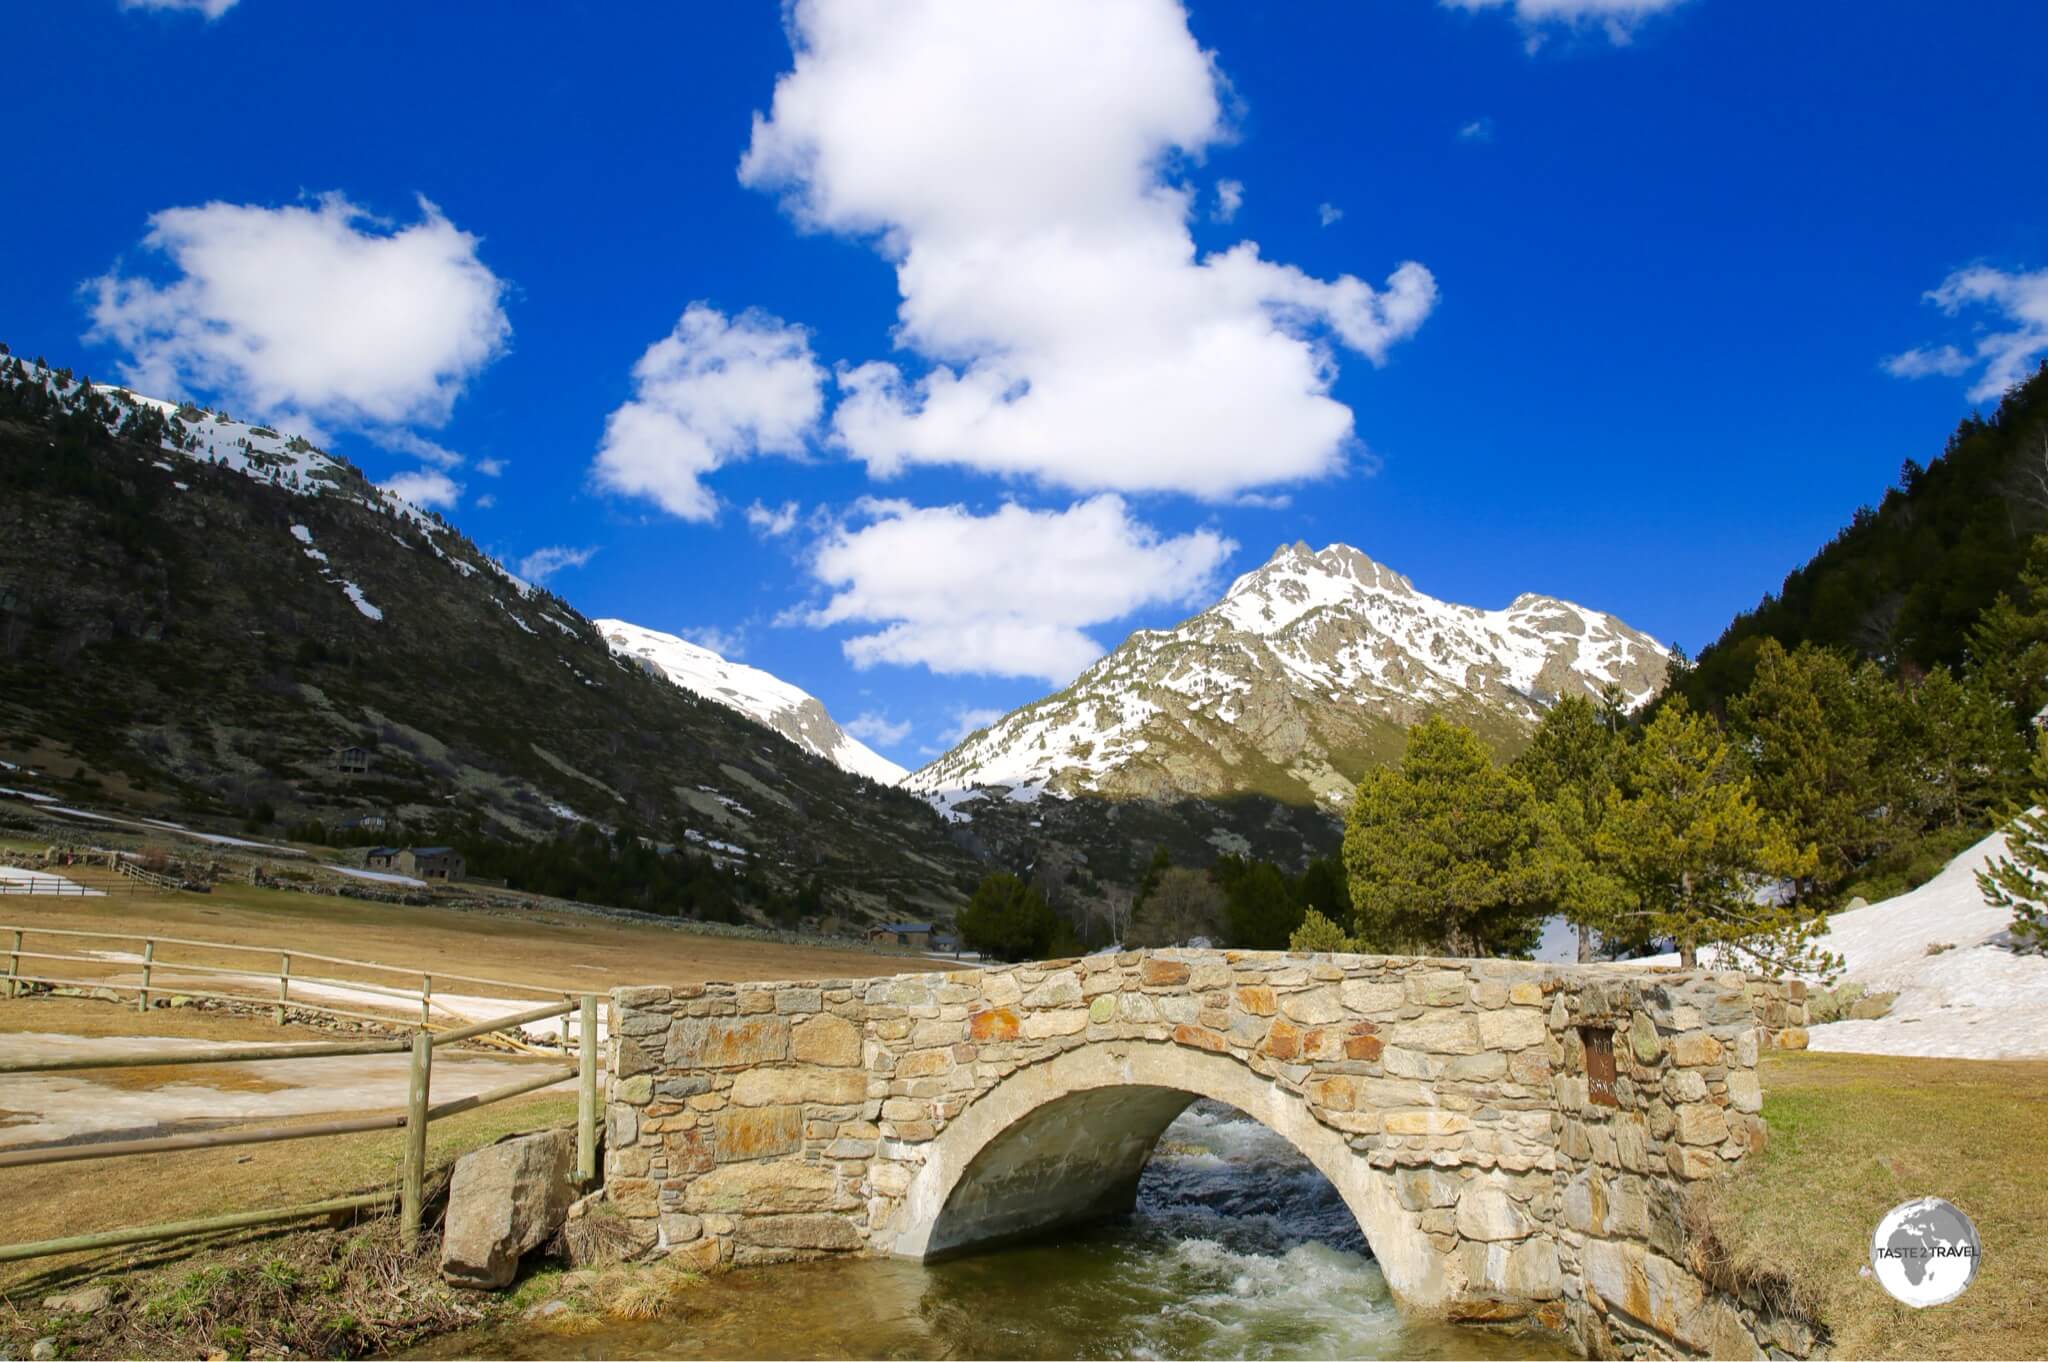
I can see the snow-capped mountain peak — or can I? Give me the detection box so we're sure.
[597,620,908,785]
[906,541,1668,808]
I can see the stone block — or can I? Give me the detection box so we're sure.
[1477,1009,1546,1050]
[1309,1075,1357,1112]
[1668,1031,1724,1067]
[666,1016,790,1068]
[682,1160,851,1214]
[1025,971,1081,1007]
[791,1014,862,1067]
[730,1066,868,1107]
[1140,958,1191,987]
[1410,969,1472,1006]
[1384,1109,1471,1136]
[1172,1023,1229,1053]
[1279,988,1344,1025]
[968,1007,1021,1041]
[1341,979,1406,1014]
[615,1074,653,1106]
[775,988,824,1015]
[735,1214,863,1252]
[1455,1180,1533,1241]
[1234,985,1277,1016]
[1392,1013,1482,1055]
[1024,1008,1088,1038]
[1262,1019,1302,1059]
[713,1105,804,1160]
[1628,1011,1664,1065]
[1724,1069,1763,1113]
[896,1049,953,1078]
[1674,1103,1729,1146]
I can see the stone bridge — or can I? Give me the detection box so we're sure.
[601,950,1810,1357]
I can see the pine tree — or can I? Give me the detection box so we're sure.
[1289,907,1355,953]
[1965,534,2048,727]
[1729,640,1906,902]
[1516,691,1633,959]
[1599,698,1834,976]
[1901,666,2025,830]
[1219,858,1303,949]
[1343,716,1545,957]
[1976,732,2048,950]
[956,871,1060,961]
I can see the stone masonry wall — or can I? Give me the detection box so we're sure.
[605,952,1812,1358]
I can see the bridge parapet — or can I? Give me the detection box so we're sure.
[603,951,1807,1354]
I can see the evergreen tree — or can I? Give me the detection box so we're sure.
[1288,907,1354,953]
[1965,535,2048,728]
[1294,855,1350,923]
[1728,640,1905,903]
[1900,665,2026,830]
[1599,699,1833,976]
[1516,691,1634,958]
[1218,858,1303,949]
[1343,716,1546,957]
[1976,732,2048,950]
[956,871,1060,961]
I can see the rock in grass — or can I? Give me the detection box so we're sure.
[42,1285,112,1314]
[440,1129,577,1290]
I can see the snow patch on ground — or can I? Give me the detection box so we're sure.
[327,864,428,889]
[0,867,103,897]
[1633,828,2046,1060]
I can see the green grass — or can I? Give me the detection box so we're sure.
[1699,1051,2048,1360]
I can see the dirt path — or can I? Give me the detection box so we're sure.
[0,1030,578,1149]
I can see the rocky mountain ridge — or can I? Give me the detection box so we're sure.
[910,541,1668,809]
[598,619,908,785]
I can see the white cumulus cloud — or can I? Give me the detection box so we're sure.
[803,495,1235,682]
[740,0,1435,502]
[381,468,462,511]
[747,499,802,537]
[1317,202,1345,227]
[1213,179,1245,223]
[1885,265,2048,402]
[845,712,913,746]
[517,545,598,583]
[1444,0,1687,46]
[86,194,509,432]
[120,0,239,17]
[592,304,825,521]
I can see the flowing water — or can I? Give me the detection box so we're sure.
[421,1102,1571,1360]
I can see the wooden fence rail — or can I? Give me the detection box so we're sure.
[2,924,588,1051]
[0,994,600,1263]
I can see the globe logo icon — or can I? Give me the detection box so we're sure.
[1870,1198,1981,1307]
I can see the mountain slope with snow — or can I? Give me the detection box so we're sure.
[909,542,1669,808]
[598,621,907,785]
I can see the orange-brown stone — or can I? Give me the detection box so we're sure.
[1171,1023,1229,1053]
[1234,985,1277,1016]
[968,1007,1020,1041]
[1345,1032,1385,1062]
[1263,1019,1302,1059]
[1142,958,1192,987]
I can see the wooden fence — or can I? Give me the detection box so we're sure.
[2,924,583,1043]
[0,994,601,1262]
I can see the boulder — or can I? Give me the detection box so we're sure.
[441,1128,578,1289]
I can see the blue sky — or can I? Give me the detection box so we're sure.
[8,0,2048,769]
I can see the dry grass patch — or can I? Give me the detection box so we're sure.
[0,1093,577,1294]
[1696,1050,2048,1360]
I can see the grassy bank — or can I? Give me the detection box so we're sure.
[1699,1050,2048,1360]
[0,1094,578,1357]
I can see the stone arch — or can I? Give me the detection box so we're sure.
[882,1039,1448,1309]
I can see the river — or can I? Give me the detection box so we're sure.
[424,1101,1570,1359]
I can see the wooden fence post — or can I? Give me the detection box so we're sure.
[275,953,291,1025]
[138,940,155,1013]
[577,995,598,1187]
[401,1029,432,1249]
[6,930,20,1000]
[421,974,432,1028]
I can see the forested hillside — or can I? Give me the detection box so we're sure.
[1682,364,2048,713]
